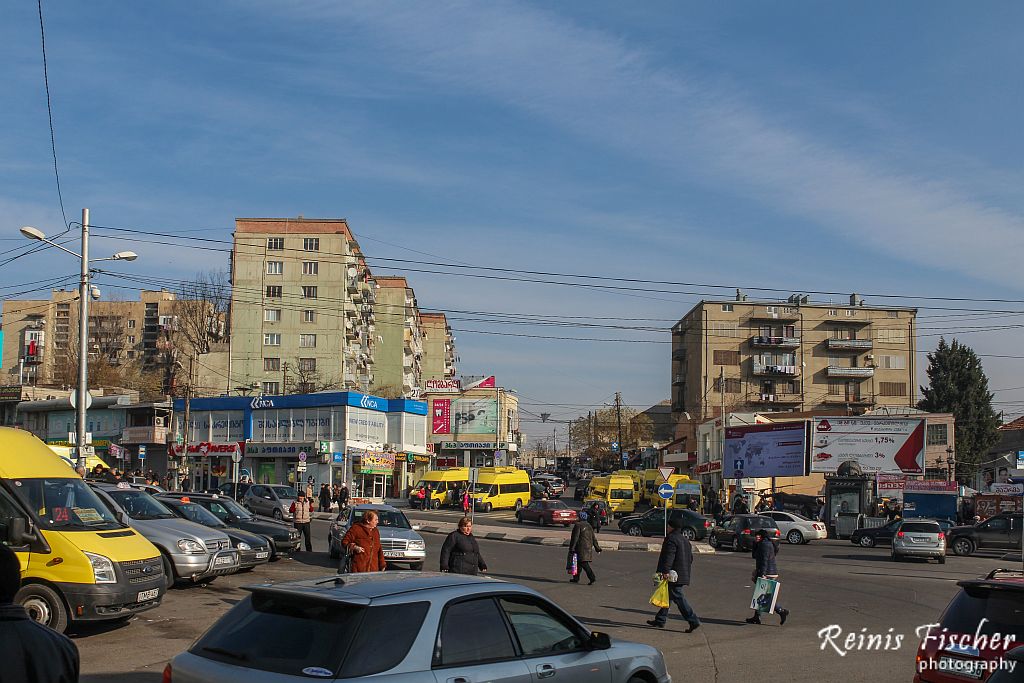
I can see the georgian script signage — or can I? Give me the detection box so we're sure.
[425,378,462,393]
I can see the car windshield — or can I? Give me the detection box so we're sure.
[542,501,568,510]
[901,522,940,533]
[270,486,299,499]
[352,509,411,529]
[11,478,123,531]
[747,517,778,529]
[940,587,1024,641]
[107,489,177,520]
[471,483,496,495]
[213,497,253,520]
[169,500,227,528]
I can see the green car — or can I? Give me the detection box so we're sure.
[617,508,712,540]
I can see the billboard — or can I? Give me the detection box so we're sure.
[810,418,925,475]
[724,423,807,479]
[452,398,497,434]
[425,378,462,393]
[432,399,451,435]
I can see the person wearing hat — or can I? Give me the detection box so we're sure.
[568,510,602,585]
[746,528,789,625]
[647,515,700,631]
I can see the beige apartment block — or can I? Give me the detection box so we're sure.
[229,217,376,395]
[371,276,424,397]
[2,289,185,387]
[671,293,918,444]
[420,312,457,383]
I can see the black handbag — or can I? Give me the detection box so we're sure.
[337,547,353,574]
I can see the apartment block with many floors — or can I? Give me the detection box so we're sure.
[371,276,424,397]
[670,293,917,446]
[420,312,457,383]
[229,217,375,394]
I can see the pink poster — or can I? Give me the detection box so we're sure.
[432,399,451,435]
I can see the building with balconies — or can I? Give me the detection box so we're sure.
[420,312,457,384]
[371,276,425,397]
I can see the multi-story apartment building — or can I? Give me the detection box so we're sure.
[671,293,918,446]
[420,312,457,383]
[229,217,375,394]
[371,276,424,397]
[1,289,185,386]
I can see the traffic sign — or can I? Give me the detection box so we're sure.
[611,442,620,452]
[138,445,147,460]
[298,451,307,462]
[231,448,243,464]
[621,454,628,466]
[657,483,674,500]
[69,390,93,410]
[297,463,307,472]
[658,466,675,481]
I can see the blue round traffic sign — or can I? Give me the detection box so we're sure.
[657,483,674,500]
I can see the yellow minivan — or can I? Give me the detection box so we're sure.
[0,428,166,632]
[667,474,704,511]
[614,470,642,502]
[585,474,636,516]
[642,469,666,504]
[413,467,469,509]
[469,467,531,512]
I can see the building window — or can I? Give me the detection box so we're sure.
[876,328,907,344]
[877,355,906,370]
[127,335,136,344]
[303,238,320,252]
[265,286,282,298]
[828,309,837,316]
[299,334,316,348]
[887,311,899,318]
[710,321,738,339]
[831,327,852,340]
[927,423,948,446]
[263,333,281,346]
[302,286,318,299]
[264,357,281,371]
[827,381,843,396]
[262,381,280,394]
[712,349,740,365]
[845,309,856,317]
[766,306,779,314]
[714,377,741,393]
[302,261,319,275]
[264,309,282,322]
[879,381,907,397]
[303,310,316,323]
[721,304,733,312]
[267,237,284,250]
[298,357,316,372]
[266,261,284,275]
[127,320,136,329]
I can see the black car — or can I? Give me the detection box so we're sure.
[160,492,300,558]
[947,513,1023,557]
[158,496,271,569]
[574,479,591,501]
[708,515,781,551]
[618,508,712,540]
[849,519,903,548]
[214,481,251,500]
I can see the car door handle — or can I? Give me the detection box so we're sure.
[537,663,557,679]
[447,678,471,683]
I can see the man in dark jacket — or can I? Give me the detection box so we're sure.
[440,517,488,575]
[647,517,701,631]
[568,512,602,584]
[747,529,789,625]
[0,544,79,682]
[588,502,603,534]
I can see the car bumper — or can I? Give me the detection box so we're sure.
[238,548,271,568]
[383,549,427,565]
[59,578,165,622]
[894,546,944,557]
[273,535,301,554]
[171,549,241,581]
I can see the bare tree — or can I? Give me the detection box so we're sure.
[285,358,342,394]
[173,270,230,356]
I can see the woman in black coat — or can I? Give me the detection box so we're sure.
[439,517,488,575]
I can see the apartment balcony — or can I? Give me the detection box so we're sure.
[750,335,800,350]
[343,372,358,385]
[672,348,687,361]
[345,306,357,318]
[822,394,876,407]
[746,391,802,406]
[121,426,168,444]
[345,327,358,341]
[825,366,874,378]
[752,361,800,377]
[826,338,873,351]
[744,309,801,324]
[672,374,686,385]
[347,277,360,293]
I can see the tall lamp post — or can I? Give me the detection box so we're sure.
[946,446,955,483]
[21,209,138,468]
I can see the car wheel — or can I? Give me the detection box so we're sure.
[161,553,177,589]
[16,583,69,633]
[483,503,492,513]
[681,527,697,541]
[859,536,875,548]
[516,512,523,524]
[732,537,741,552]
[787,530,804,545]
[938,556,946,565]
[514,499,523,511]
[952,538,974,556]
[273,509,283,521]
[626,525,643,537]
[540,516,548,526]
[328,537,340,560]
[431,499,440,510]
[708,533,719,549]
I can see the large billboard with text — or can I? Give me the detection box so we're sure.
[724,423,807,479]
[810,418,925,475]
[453,398,497,434]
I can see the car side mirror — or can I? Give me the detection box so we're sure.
[588,631,611,650]
[9,517,35,545]
[116,511,129,525]
[412,525,421,531]
[264,495,272,500]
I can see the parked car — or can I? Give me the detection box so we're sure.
[618,508,712,541]
[516,500,578,526]
[164,572,671,683]
[892,519,946,563]
[90,483,240,587]
[708,515,781,552]
[242,483,299,521]
[914,568,1024,682]
[947,513,1023,557]
[328,504,426,570]
[849,518,903,548]
[574,478,591,501]
[533,474,566,497]
[161,492,300,558]
[762,510,828,544]
[158,496,272,570]
[215,481,252,500]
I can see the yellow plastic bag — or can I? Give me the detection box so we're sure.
[649,579,670,609]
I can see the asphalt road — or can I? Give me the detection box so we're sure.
[73,517,1016,682]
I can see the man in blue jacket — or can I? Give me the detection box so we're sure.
[747,528,789,625]
[646,517,701,632]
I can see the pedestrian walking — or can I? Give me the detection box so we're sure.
[712,496,725,525]
[342,510,386,572]
[588,502,603,533]
[461,488,471,514]
[440,517,488,575]
[647,517,701,632]
[568,512,602,584]
[732,494,749,515]
[746,529,789,625]
[289,491,314,551]
[339,483,349,510]
[0,544,79,683]
[318,484,332,513]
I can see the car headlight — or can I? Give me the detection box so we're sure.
[236,542,252,551]
[83,552,117,584]
[408,540,425,550]
[177,539,205,553]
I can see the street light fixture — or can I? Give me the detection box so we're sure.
[19,209,139,467]
[946,446,956,483]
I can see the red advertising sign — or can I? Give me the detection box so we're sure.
[694,460,722,475]
[477,376,496,388]
[432,399,451,435]
[425,378,462,393]
[171,442,241,457]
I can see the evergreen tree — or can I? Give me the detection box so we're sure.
[918,338,1001,477]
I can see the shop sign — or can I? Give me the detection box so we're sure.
[425,378,462,393]
[406,453,430,464]
[171,441,241,456]
[356,451,396,474]
[332,452,344,464]
[811,418,924,474]
[904,479,958,493]
[0,385,24,402]
[694,460,722,475]
[441,441,506,450]
[245,442,317,457]
[432,399,451,435]
[435,457,459,467]
[989,483,1024,496]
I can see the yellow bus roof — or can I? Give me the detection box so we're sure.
[0,428,83,479]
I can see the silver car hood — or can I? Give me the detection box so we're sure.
[378,527,424,542]
[130,516,231,544]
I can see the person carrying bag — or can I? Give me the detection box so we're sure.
[567,511,601,585]
[746,528,789,625]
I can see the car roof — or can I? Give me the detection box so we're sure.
[957,569,1024,592]
[348,503,402,512]
[248,571,531,605]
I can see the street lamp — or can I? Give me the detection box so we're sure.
[20,209,138,467]
[946,446,955,483]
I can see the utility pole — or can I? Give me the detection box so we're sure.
[76,208,90,468]
[615,392,623,465]
[183,355,193,491]
[282,362,290,394]
[720,367,726,464]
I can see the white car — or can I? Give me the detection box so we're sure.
[763,511,828,544]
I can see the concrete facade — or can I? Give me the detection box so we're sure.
[371,276,423,397]
[420,312,457,383]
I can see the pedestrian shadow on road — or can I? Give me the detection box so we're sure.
[82,673,163,683]
[603,605,748,627]
[287,552,342,570]
[489,571,566,584]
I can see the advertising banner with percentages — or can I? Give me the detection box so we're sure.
[811,418,925,475]
[724,423,807,479]
[432,399,451,435]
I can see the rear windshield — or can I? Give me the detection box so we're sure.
[270,486,298,499]
[542,501,568,510]
[747,517,778,529]
[901,522,940,533]
[167,500,226,528]
[193,593,429,677]
[352,509,410,529]
[610,488,634,500]
[940,587,1024,641]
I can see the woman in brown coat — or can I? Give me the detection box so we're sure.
[342,510,387,573]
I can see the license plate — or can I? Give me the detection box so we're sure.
[214,555,235,566]
[383,550,404,558]
[137,589,159,602]
[938,656,984,679]
[255,552,269,559]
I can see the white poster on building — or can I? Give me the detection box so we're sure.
[810,418,925,475]
[724,423,807,479]
[346,406,388,445]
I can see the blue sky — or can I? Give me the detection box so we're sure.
[3,2,1024,445]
